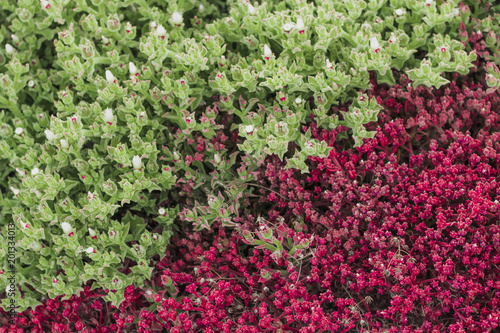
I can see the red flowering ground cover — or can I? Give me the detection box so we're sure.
[2,21,500,333]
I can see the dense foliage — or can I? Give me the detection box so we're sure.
[0,0,499,332]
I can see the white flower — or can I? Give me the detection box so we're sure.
[370,36,380,50]
[5,43,14,54]
[15,127,23,135]
[103,108,113,122]
[283,23,294,32]
[61,222,73,234]
[132,155,142,169]
[214,153,221,164]
[199,4,204,11]
[248,3,256,15]
[105,70,115,83]
[263,44,272,58]
[326,59,333,69]
[156,24,166,36]
[85,247,94,254]
[60,139,69,148]
[425,0,432,4]
[101,36,109,44]
[41,0,49,8]
[395,9,403,16]
[245,124,254,133]
[295,97,302,103]
[31,241,42,251]
[158,208,166,215]
[171,11,183,24]
[28,80,34,87]
[10,187,19,195]
[31,167,40,176]
[44,129,55,140]
[453,8,459,16]
[150,21,156,28]
[11,34,19,43]
[296,17,304,30]
[88,228,96,237]
[129,62,137,75]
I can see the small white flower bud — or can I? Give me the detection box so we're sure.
[158,208,166,215]
[15,127,23,135]
[150,21,157,28]
[248,3,256,15]
[245,124,254,133]
[10,187,19,195]
[156,24,166,36]
[395,9,403,16]
[425,0,432,5]
[31,167,40,176]
[28,80,34,87]
[88,228,96,237]
[214,153,221,164]
[295,97,302,103]
[326,59,333,69]
[283,23,294,32]
[101,36,109,44]
[171,11,183,25]
[132,155,142,169]
[60,139,69,148]
[173,151,180,160]
[263,44,272,58]
[105,70,115,83]
[129,62,137,75]
[103,108,113,122]
[11,34,19,43]
[296,18,304,30]
[85,247,94,254]
[199,4,204,11]
[45,129,55,140]
[61,222,73,234]
[370,37,380,50]
[5,43,14,54]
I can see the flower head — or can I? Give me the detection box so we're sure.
[395,9,403,16]
[296,17,305,33]
[85,247,95,254]
[263,44,272,59]
[132,155,142,169]
[60,139,69,148]
[105,70,115,83]
[31,167,40,176]
[61,222,73,235]
[11,34,19,43]
[103,108,113,123]
[158,208,166,215]
[129,62,137,75]
[45,129,55,140]
[171,11,183,25]
[5,43,14,54]
[245,124,254,134]
[283,23,294,32]
[15,127,23,135]
[370,37,380,52]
